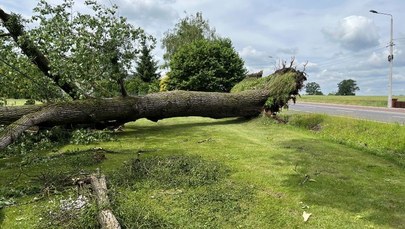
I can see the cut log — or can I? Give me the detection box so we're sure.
[99,210,121,229]
[90,173,111,208]
[0,90,270,149]
[90,172,121,229]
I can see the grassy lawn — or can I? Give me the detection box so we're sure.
[1,99,40,106]
[1,115,404,228]
[300,95,405,107]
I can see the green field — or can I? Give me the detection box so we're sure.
[1,99,40,106]
[300,95,405,107]
[1,115,404,228]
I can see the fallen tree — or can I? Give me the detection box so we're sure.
[0,90,268,149]
[0,4,307,151]
[0,67,306,150]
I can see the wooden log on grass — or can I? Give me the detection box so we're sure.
[90,172,121,229]
[0,67,307,150]
[0,90,270,150]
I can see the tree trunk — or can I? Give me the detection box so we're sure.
[0,105,43,125]
[0,90,270,149]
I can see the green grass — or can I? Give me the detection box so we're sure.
[1,116,405,228]
[285,113,405,166]
[300,95,405,107]
[1,99,41,106]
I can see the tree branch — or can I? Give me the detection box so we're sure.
[0,8,79,99]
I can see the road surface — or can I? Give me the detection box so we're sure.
[288,102,405,124]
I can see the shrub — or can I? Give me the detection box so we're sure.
[125,77,159,96]
[167,38,246,92]
[69,129,115,145]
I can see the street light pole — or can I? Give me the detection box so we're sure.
[370,10,394,108]
[389,15,393,108]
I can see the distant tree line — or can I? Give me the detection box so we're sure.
[305,79,359,96]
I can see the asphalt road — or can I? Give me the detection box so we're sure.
[288,102,405,124]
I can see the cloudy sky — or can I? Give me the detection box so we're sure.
[1,0,405,95]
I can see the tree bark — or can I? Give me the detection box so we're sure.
[90,172,121,229]
[0,105,43,125]
[0,90,270,149]
[0,8,78,99]
[98,210,121,229]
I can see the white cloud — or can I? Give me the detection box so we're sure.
[393,47,405,67]
[277,47,299,55]
[111,0,178,31]
[238,46,274,74]
[239,46,265,58]
[304,62,320,73]
[367,51,386,67]
[323,15,380,51]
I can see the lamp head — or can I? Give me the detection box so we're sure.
[370,10,378,13]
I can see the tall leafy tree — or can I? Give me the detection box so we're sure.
[0,0,153,100]
[161,12,216,68]
[167,38,246,92]
[305,82,323,95]
[336,79,359,95]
